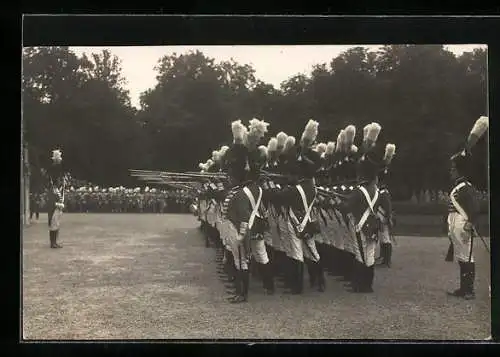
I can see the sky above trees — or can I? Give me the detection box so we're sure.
[70,45,487,108]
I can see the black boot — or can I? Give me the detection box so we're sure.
[223,251,236,287]
[261,262,275,295]
[463,262,476,300]
[377,243,390,267]
[329,247,341,276]
[386,244,392,267]
[447,262,465,297]
[375,244,384,265]
[250,258,260,280]
[305,259,317,288]
[205,229,211,247]
[49,231,56,248]
[283,256,294,291]
[341,253,354,284]
[347,260,360,292]
[296,260,304,294]
[334,248,346,278]
[278,252,287,280]
[364,265,375,293]
[51,230,62,248]
[285,259,301,294]
[350,262,373,293]
[227,269,243,301]
[230,270,249,303]
[445,242,454,262]
[316,260,326,292]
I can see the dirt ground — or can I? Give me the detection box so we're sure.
[22,214,491,340]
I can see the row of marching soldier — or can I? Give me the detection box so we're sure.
[36,113,487,303]
[195,118,397,303]
[194,115,487,303]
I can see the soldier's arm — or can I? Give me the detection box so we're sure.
[456,185,480,227]
[230,191,249,236]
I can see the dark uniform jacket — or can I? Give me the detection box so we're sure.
[448,177,480,227]
[224,181,264,237]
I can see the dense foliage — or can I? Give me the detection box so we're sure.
[22,45,488,199]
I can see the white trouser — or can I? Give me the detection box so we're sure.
[250,239,270,264]
[276,216,291,255]
[49,208,63,231]
[315,211,326,245]
[284,219,303,262]
[226,223,249,270]
[219,219,231,250]
[448,212,474,263]
[343,216,356,255]
[302,237,320,263]
[379,224,392,244]
[353,231,376,267]
[333,211,348,250]
[270,215,283,252]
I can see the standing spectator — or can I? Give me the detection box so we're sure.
[29,191,40,221]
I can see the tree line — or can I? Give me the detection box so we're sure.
[22,45,488,199]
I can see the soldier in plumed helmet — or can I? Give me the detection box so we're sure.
[265,133,297,290]
[340,123,386,293]
[275,120,326,294]
[334,125,362,285]
[375,144,396,268]
[46,149,66,249]
[446,116,488,300]
[222,119,271,303]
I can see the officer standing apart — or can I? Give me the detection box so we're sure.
[446,116,488,300]
[47,149,66,249]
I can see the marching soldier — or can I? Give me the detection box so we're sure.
[29,191,41,222]
[222,119,272,303]
[276,120,326,294]
[334,126,360,286]
[376,144,396,268]
[446,151,481,300]
[340,123,386,293]
[46,149,65,249]
[267,134,296,290]
[446,116,488,300]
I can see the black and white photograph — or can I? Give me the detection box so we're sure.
[21,34,490,340]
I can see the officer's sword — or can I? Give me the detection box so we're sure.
[473,227,490,254]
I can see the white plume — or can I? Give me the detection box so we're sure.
[344,125,356,146]
[231,120,246,144]
[316,142,327,153]
[326,141,336,155]
[220,145,230,155]
[301,119,319,147]
[246,118,270,149]
[267,137,278,152]
[284,136,296,152]
[384,143,396,165]
[258,145,268,159]
[211,150,219,162]
[467,116,489,151]
[336,130,345,153]
[366,122,382,143]
[51,149,62,161]
[363,124,371,141]
[276,132,288,149]
[470,116,489,138]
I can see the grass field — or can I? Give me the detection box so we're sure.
[22,214,491,340]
